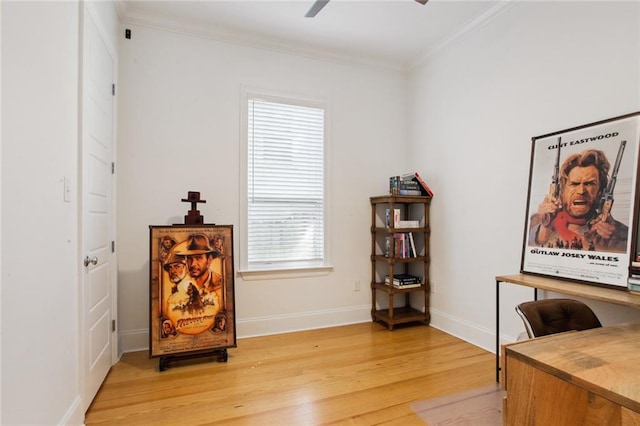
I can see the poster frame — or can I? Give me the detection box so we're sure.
[149,224,236,358]
[520,111,640,289]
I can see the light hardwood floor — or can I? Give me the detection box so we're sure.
[85,322,495,425]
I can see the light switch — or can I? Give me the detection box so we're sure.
[64,176,72,202]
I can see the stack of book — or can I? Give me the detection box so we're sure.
[384,233,417,258]
[384,273,422,289]
[628,261,640,293]
[389,172,434,197]
[389,176,421,195]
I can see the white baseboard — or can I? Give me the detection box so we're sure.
[118,306,512,355]
[60,395,84,426]
[119,328,149,354]
[429,308,517,354]
[118,305,372,353]
[237,305,371,338]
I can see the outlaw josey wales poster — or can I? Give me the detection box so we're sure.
[149,225,236,357]
[521,112,640,288]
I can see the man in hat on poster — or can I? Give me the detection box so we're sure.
[178,234,224,309]
[163,250,190,294]
[158,235,177,263]
[529,148,628,252]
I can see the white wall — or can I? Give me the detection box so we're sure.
[0,2,3,421]
[1,2,83,424]
[118,1,640,355]
[408,1,640,351]
[1,1,119,424]
[116,24,408,351]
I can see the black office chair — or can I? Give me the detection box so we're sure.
[515,298,602,338]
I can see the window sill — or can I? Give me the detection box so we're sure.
[237,265,334,281]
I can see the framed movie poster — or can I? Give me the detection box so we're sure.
[149,225,236,357]
[521,111,640,288]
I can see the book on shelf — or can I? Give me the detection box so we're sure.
[398,188,422,195]
[385,279,422,286]
[385,273,422,283]
[389,176,400,195]
[408,232,417,257]
[384,273,422,288]
[628,280,640,294]
[390,175,425,196]
[401,172,434,197]
[392,233,417,258]
[385,208,401,228]
[628,276,640,286]
[398,220,420,228]
[386,282,422,289]
[384,233,417,258]
[400,179,420,190]
[398,180,421,195]
[628,277,640,296]
[393,233,408,258]
[386,212,419,229]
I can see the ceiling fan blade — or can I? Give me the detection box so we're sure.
[306,0,424,18]
[305,0,330,18]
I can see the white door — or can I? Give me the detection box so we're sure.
[81,6,116,411]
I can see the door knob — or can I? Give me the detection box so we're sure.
[84,256,98,267]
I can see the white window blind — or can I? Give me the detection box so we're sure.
[247,97,325,269]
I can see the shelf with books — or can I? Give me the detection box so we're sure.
[628,262,640,294]
[370,194,431,330]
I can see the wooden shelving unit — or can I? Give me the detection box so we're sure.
[370,195,431,330]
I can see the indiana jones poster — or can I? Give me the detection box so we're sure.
[149,225,236,357]
[521,112,640,288]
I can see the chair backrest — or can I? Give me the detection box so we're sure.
[515,298,602,338]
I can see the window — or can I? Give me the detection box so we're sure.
[241,90,328,274]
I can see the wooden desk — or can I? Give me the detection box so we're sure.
[495,274,640,381]
[503,322,640,425]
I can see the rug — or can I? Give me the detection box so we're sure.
[410,384,506,425]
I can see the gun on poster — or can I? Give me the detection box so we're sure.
[589,140,626,230]
[541,136,562,226]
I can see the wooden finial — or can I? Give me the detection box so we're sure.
[181,191,206,224]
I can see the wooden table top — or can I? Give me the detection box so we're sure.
[496,273,640,309]
[506,321,640,413]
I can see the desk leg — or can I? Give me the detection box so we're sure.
[496,279,500,383]
[495,281,538,383]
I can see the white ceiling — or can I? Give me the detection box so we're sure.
[116,0,505,71]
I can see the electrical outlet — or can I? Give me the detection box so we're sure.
[354,280,361,291]
[431,281,437,294]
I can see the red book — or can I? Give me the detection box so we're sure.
[402,172,434,197]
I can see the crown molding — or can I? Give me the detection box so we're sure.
[409,0,518,70]
[117,1,516,76]
[119,13,409,75]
